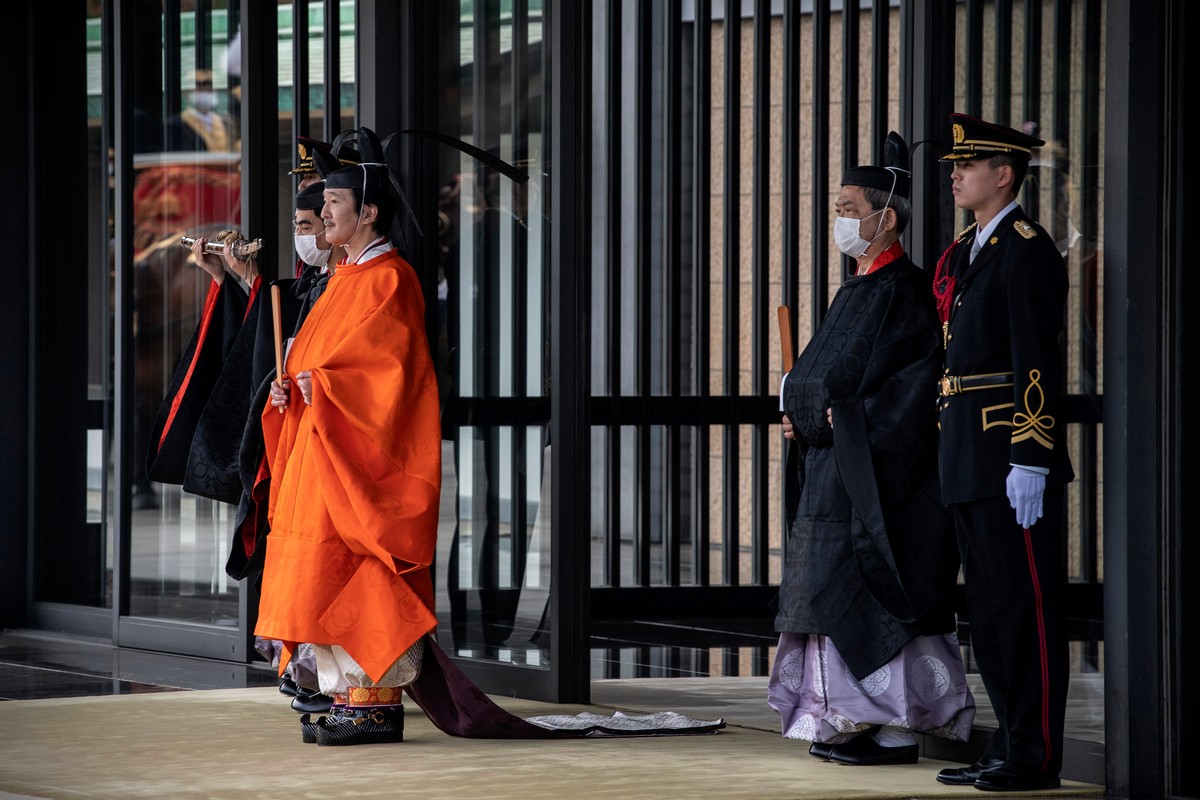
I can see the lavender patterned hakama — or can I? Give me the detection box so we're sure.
[768,631,975,744]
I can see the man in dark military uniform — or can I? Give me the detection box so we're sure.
[931,114,1075,792]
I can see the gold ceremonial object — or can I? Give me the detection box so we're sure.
[180,233,264,262]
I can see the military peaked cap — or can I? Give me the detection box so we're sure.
[941,113,1045,161]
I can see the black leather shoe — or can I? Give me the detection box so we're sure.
[973,762,1061,792]
[291,686,334,714]
[809,741,835,760]
[935,758,1005,785]
[278,673,299,697]
[829,734,918,766]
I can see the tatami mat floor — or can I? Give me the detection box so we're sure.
[0,629,1108,799]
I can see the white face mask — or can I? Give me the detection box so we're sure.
[833,208,885,258]
[189,91,218,113]
[294,233,330,267]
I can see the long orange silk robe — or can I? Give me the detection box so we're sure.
[255,248,441,683]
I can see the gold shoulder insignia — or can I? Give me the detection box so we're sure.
[1014,219,1037,239]
[957,222,978,242]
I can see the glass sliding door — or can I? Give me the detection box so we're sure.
[29,2,110,618]
[124,1,244,632]
[431,0,555,680]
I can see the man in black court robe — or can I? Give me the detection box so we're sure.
[146,232,260,500]
[770,135,973,767]
[775,249,960,670]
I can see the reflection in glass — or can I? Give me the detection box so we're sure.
[129,1,244,626]
[434,1,551,670]
[87,430,104,525]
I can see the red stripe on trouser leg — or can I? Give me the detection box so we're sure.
[1023,527,1053,773]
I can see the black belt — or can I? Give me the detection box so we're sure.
[938,372,1014,397]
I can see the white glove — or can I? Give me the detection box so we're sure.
[1006,465,1046,529]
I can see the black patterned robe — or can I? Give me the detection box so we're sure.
[774,254,960,679]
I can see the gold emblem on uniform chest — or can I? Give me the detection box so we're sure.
[1014,220,1037,239]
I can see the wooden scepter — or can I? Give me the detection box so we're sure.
[777,305,793,372]
[272,284,284,412]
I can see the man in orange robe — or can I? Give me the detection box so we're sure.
[256,135,734,746]
[257,161,442,746]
